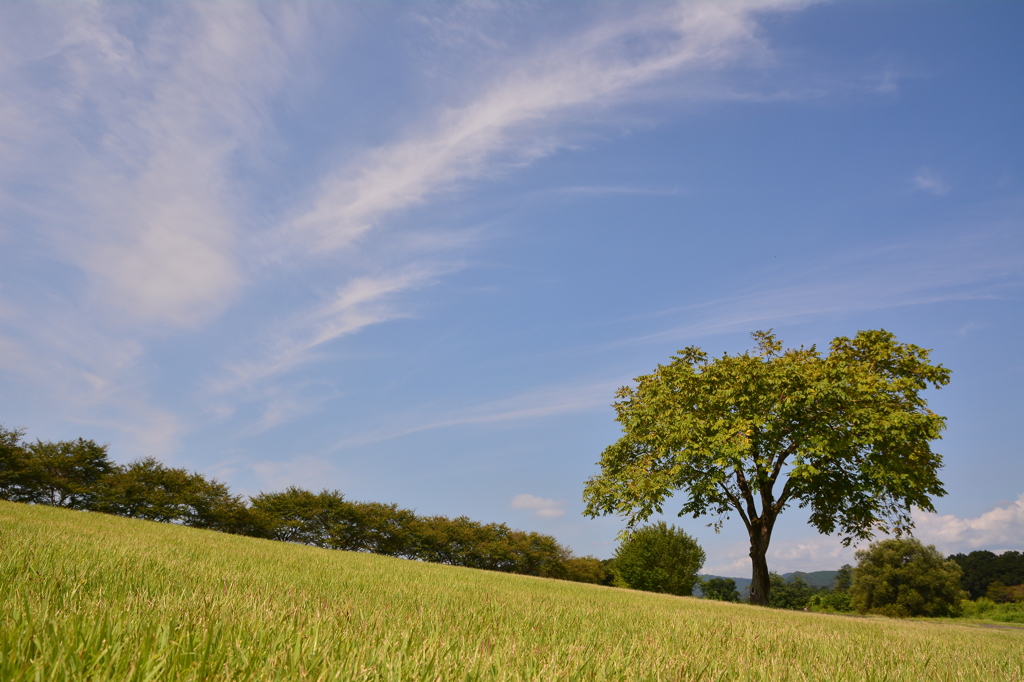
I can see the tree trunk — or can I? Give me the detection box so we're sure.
[747,523,773,606]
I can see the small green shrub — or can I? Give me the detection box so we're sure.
[807,590,853,613]
[959,597,1024,623]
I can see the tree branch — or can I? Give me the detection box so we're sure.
[733,467,760,522]
[769,441,798,485]
[773,476,797,516]
[718,482,751,532]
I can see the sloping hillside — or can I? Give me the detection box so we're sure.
[2,501,1021,681]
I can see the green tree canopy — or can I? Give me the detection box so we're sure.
[559,556,609,585]
[948,550,1024,600]
[700,576,740,602]
[0,425,30,502]
[832,564,854,592]
[769,574,824,610]
[414,515,569,576]
[611,521,705,597]
[95,457,248,531]
[249,487,353,547]
[583,330,950,605]
[850,538,966,617]
[0,433,114,509]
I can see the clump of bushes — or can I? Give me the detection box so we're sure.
[700,577,740,602]
[806,590,853,613]
[959,598,1024,624]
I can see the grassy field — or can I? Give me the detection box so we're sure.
[2,501,1022,681]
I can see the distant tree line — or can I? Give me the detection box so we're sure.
[701,539,1024,618]
[948,550,1024,602]
[0,426,604,583]
[6,424,1021,615]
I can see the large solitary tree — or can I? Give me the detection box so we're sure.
[583,330,950,606]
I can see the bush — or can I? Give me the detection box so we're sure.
[807,590,853,613]
[0,433,114,509]
[700,577,740,602]
[612,522,705,597]
[959,597,1024,623]
[769,574,824,610]
[559,556,609,584]
[95,457,247,531]
[985,581,1024,603]
[1,425,595,583]
[850,538,967,618]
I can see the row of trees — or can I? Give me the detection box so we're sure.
[0,426,602,583]
[948,550,1024,601]
[698,569,848,610]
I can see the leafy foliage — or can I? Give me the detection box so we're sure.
[0,426,30,501]
[558,556,610,584]
[768,574,826,610]
[832,564,853,592]
[850,538,967,618]
[0,429,114,509]
[984,581,1024,603]
[960,597,1024,623]
[95,457,248,531]
[0,425,592,583]
[700,576,740,602]
[807,590,853,613]
[948,550,1024,600]
[249,487,356,547]
[805,563,855,612]
[584,330,950,605]
[414,514,569,576]
[611,521,705,596]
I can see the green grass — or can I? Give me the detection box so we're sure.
[2,502,1022,681]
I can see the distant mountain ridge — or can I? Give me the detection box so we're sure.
[694,570,839,597]
[783,570,839,589]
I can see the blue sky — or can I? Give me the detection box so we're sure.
[1,1,1021,575]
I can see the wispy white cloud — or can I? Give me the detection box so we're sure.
[875,68,900,94]
[331,379,620,449]
[511,493,567,519]
[213,267,441,395]
[0,3,313,327]
[912,167,950,196]
[0,3,319,453]
[2,0,919,456]
[222,0,804,422]
[912,494,1024,554]
[284,0,801,255]
[619,229,1023,350]
[0,317,182,459]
